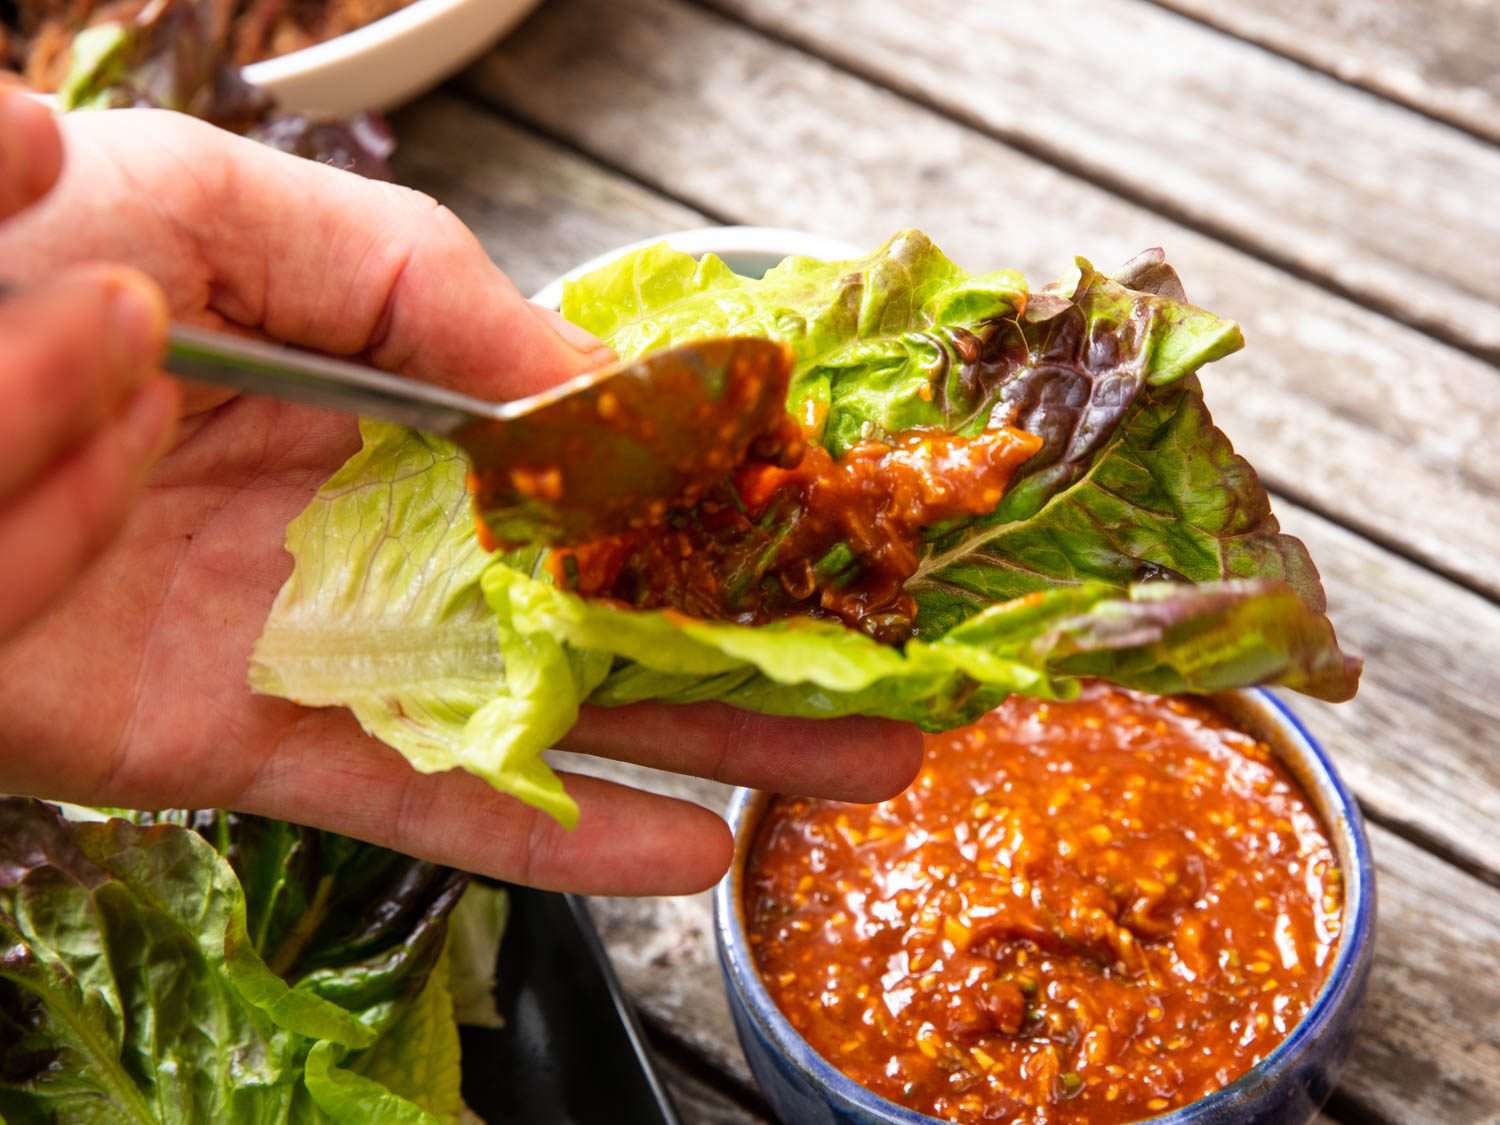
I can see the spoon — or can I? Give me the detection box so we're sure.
[154,322,794,549]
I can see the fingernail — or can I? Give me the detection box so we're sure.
[104,271,169,370]
[531,302,613,358]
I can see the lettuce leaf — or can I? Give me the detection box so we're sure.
[487,568,1355,730]
[304,947,463,1124]
[0,800,478,1124]
[252,232,1358,826]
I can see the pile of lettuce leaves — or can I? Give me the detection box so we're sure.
[0,798,506,1123]
[251,232,1360,827]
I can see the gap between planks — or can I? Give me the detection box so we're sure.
[685,0,1500,366]
[461,0,1500,605]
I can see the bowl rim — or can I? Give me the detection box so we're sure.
[713,687,1377,1125]
[241,0,535,85]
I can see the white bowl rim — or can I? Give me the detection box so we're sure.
[241,0,532,84]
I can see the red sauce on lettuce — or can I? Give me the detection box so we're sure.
[549,425,1041,642]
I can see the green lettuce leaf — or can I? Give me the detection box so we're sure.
[0,800,472,1124]
[250,425,509,779]
[251,232,1358,825]
[561,231,1030,453]
[487,567,1356,731]
[304,947,462,1125]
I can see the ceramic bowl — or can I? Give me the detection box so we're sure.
[242,0,542,115]
[714,688,1376,1125]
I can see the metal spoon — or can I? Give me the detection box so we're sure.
[158,323,794,549]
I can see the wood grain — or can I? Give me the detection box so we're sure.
[393,89,1500,876]
[1152,0,1500,145]
[1337,829,1500,1124]
[389,95,703,298]
[560,756,1500,1124]
[464,0,1500,603]
[1274,505,1500,881]
[695,0,1500,361]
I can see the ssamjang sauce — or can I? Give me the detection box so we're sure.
[550,425,1041,642]
[746,686,1343,1123]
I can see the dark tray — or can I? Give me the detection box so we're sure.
[460,887,683,1124]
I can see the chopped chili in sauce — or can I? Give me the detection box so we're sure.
[746,685,1343,1123]
[549,425,1041,642]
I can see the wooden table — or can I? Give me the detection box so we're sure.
[388,2,1500,1121]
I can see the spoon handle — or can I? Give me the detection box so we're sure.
[0,280,502,435]
[165,323,500,434]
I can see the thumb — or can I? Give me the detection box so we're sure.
[357,212,619,396]
[80,112,615,398]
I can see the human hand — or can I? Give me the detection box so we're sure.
[0,97,922,893]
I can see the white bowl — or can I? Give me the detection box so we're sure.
[242,0,542,116]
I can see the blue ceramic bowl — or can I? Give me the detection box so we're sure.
[713,689,1376,1125]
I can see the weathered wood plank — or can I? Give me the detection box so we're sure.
[389,94,703,298]
[694,0,1500,361]
[1152,0,1500,145]
[391,87,1500,878]
[1332,829,1500,1124]
[558,758,1500,1124]
[1272,505,1500,881]
[463,0,1500,605]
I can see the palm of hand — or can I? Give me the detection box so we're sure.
[13,393,362,809]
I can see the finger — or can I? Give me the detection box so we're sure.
[0,266,169,501]
[0,376,178,637]
[564,702,925,804]
[0,87,63,222]
[234,709,733,895]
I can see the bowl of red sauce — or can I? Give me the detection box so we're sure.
[714,685,1375,1125]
